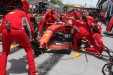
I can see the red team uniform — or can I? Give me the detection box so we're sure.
[72,19,102,57]
[0,9,38,75]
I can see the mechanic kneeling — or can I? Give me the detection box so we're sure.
[82,16,108,56]
[72,17,102,57]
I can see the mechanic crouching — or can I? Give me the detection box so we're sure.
[82,16,109,56]
[72,17,102,57]
[0,5,38,75]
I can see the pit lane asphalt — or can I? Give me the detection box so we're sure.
[0,23,113,75]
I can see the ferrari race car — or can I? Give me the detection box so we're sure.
[30,19,96,56]
[37,21,73,54]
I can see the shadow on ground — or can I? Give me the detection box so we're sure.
[7,56,28,75]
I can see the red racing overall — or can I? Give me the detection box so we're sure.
[73,20,102,57]
[0,9,38,75]
[38,9,58,34]
[21,0,30,13]
[82,16,105,54]
[74,11,83,19]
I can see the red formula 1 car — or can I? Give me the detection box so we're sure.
[37,21,73,54]
[31,19,98,55]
